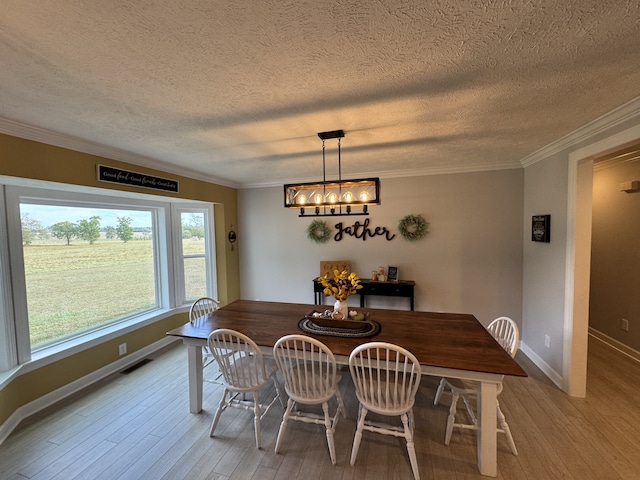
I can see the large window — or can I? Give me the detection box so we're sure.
[0,182,217,368]
[20,203,157,350]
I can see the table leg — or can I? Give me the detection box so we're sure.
[477,381,498,477]
[187,344,204,413]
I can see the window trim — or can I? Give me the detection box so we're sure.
[0,179,216,372]
[0,186,17,372]
[172,205,218,304]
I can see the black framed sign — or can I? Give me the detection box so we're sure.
[531,215,550,243]
[97,165,179,193]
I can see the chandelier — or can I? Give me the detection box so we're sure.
[283,130,380,217]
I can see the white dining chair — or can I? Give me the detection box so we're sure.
[208,328,284,449]
[272,334,346,464]
[349,342,422,480]
[189,297,220,368]
[433,316,519,455]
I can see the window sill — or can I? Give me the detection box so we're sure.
[0,306,189,388]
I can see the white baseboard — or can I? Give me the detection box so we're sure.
[589,328,640,363]
[519,341,564,389]
[0,337,179,445]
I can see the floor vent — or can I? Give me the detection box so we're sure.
[120,358,153,374]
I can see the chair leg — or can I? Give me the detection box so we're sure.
[322,401,337,465]
[402,412,420,480]
[461,393,477,426]
[434,377,447,405]
[444,391,459,445]
[253,390,261,449]
[336,389,347,419]
[350,405,368,466]
[210,389,228,437]
[275,398,294,454]
[272,375,285,408]
[497,399,518,455]
[408,407,415,436]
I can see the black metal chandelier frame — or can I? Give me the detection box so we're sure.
[283,130,381,217]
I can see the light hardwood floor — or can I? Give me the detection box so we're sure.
[1,336,639,479]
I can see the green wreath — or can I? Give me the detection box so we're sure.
[307,219,332,243]
[398,214,428,241]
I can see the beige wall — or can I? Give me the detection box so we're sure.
[0,133,240,427]
[590,160,640,349]
[239,169,525,327]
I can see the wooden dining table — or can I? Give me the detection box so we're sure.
[167,299,526,477]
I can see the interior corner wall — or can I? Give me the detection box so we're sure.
[590,160,640,350]
[238,169,524,328]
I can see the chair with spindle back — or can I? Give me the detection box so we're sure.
[433,316,519,455]
[349,342,422,480]
[189,297,220,368]
[207,328,284,448]
[273,334,346,464]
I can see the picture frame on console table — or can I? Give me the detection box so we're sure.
[387,266,399,282]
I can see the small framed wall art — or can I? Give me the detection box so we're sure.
[387,266,399,282]
[531,215,550,243]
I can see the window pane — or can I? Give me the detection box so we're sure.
[181,212,205,255]
[20,204,156,350]
[184,257,207,300]
[180,210,209,302]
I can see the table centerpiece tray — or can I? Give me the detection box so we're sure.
[304,310,371,329]
[299,310,380,338]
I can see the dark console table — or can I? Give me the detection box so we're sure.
[313,277,416,310]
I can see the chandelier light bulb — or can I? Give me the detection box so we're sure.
[283,129,380,217]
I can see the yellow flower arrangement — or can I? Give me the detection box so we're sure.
[320,269,363,301]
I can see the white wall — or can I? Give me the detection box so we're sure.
[522,155,568,376]
[238,169,524,328]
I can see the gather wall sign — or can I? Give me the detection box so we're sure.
[306,214,428,243]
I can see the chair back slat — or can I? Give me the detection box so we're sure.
[208,329,266,390]
[189,297,220,323]
[349,342,421,414]
[273,335,338,403]
[487,316,519,358]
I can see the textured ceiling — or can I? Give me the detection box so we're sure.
[1,1,639,188]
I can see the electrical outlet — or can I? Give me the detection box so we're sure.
[621,318,629,332]
[544,335,550,348]
[119,343,127,355]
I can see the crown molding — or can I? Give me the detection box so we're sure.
[0,118,240,189]
[241,161,522,189]
[520,96,640,168]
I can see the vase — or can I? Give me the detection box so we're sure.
[333,299,349,319]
